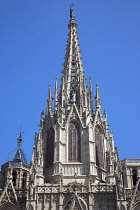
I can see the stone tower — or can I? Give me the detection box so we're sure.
[25,7,121,209]
[41,6,117,186]
[1,6,140,210]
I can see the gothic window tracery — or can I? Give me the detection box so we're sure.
[95,125,104,168]
[68,121,81,162]
[46,126,54,169]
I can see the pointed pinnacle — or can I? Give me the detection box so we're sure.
[104,109,107,118]
[95,83,101,108]
[48,84,52,100]
[17,132,22,150]
[47,84,52,111]
[55,77,58,112]
[89,77,92,91]
[55,77,58,92]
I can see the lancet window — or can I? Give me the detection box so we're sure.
[95,125,104,168]
[68,121,81,162]
[46,126,54,169]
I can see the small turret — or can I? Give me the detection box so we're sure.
[0,131,30,210]
[7,132,27,164]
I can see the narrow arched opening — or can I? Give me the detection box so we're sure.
[12,170,17,187]
[22,172,27,188]
[45,126,54,169]
[95,125,104,169]
[68,121,81,162]
[132,168,138,186]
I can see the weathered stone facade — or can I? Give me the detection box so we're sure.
[0,7,140,210]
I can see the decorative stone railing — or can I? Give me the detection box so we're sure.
[45,163,96,180]
[61,164,89,176]
[121,159,140,165]
[37,184,114,194]
[1,161,30,170]
[52,163,91,176]
[91,185,114,192]
[37,185,60,193]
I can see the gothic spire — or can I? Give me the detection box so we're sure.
[59,7,87,108]
[8,131,27,163]
[17,132,22,150]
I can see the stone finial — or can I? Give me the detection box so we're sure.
[70,4,75,19]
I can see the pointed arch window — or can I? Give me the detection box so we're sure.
[68,121,81,162]
[46,126,54,169]
[95,126,104,169]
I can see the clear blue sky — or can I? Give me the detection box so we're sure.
[0,0,140,166]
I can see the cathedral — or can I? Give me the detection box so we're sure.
[0,7,140,210]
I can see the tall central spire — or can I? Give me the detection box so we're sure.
[59,6,88,108]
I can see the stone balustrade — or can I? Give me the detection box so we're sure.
[37,185,60,193]
[91,185,114,192]
[1,161,30,170]
[121,159,140,166]
[37,184,114,194]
